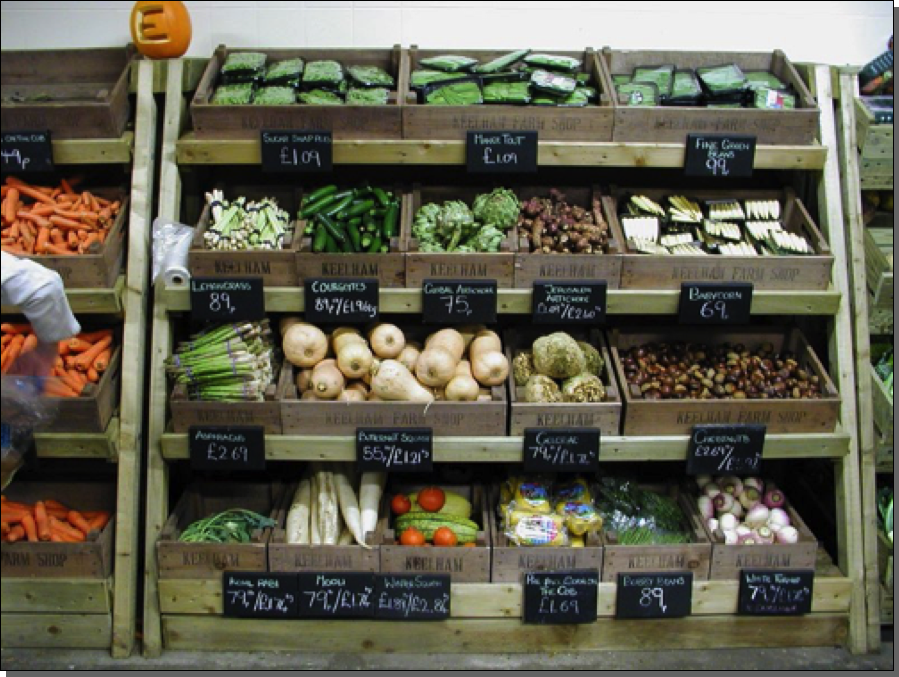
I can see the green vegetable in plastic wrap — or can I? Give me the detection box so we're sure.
[347,65,395,88]
[264,58,304,84]
[483,81,532,105]
[696,64,747,94]
[633,65,675,98]
[753,88,796,110]
[472,188,519,231]
[419,54,479,73]
[303,60,344,88]
[211,83,254,105]
[298,89,344,105]
[530,70,577,96]
[617,82,659,106]
[252,86,296,105]
[473,49,531,74]
[346,87,390,106]
[221,51,267,80]
[670,70,702,100]
[410,69,464,89]
[744,71,787,91]
[612,74,632,86]
[524,53,581,72]
[425,81,483,105]
[595,477,689,546]
[557,89,590,107]
[576,85,597,101]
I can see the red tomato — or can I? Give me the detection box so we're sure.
[399,527,425,546]
[433,526,458,547]
[391,494,412,515]
[417,487,446,513]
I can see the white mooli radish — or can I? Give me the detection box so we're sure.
[359,471,386,536]
[333,466,367,548]
[286,477,312,545]
[767,507,791,531]
[745,504,770,528]
[775,526,800,544]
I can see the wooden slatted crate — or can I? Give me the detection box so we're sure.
[863,224,893,309]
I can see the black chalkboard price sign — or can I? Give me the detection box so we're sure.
[297,572,376,619]
[356,428,433,473]
[422,279,497,325]
[304,278,379,324]
[466,131,538,173]
[686,424,766,476]
[679,282,753,325]
[189,277,265,322]
[375,574,451,621]
[532,281,607,325]
[189,425,266,472]
[523,570,599,624]
[523,428,600,473]
[616,572,693,619]
[738,570,814,616]
[260,130,332,173]
[223,572,298,619]
[1,131,53,174]
[684,133,756,178]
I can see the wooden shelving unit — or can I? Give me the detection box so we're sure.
[833,68,894,644]
[141,59,867,657]
[0,60,157,658]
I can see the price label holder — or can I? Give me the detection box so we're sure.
[189,277,265,323]
[686,424,765,476]
[738,569,814,616]
[523,570,599,625]
[466,131,538,174]
[523,428,599,473]
[223,572,298,619]
[1,130,53,174]
[189,426,266,472]
[260,130,332,173]
[297,572,376,619]
[375,574,451,621]
[532,281,606,325]
[615,572,693,619]
[422,279,497,325]
[356,428,433,473]
[684,133,756,178]
[304,278,379,324]
[679,282,753,325]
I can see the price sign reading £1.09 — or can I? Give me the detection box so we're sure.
[684,133,756,178]
[189,277,265,323]
[466,131,538,174]
[260,130,332,173]
[189,426,266,472]
[679,282,753,325]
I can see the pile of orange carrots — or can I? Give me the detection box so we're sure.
[1,176,121,257]
[1,495,110,543]
[1,323,115,395]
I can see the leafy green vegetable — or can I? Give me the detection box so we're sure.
[179,509,277,544]
[253,86,296,106]
[211,83,254,105]
[346,87,390,105]
[347,65,395,88]
[595,477,689,545]
[298,89,344,105]
[425,81,483,105]
[473,49,531,74]
[419,55,479,73]
[472,188,519,231]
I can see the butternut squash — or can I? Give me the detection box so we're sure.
[296,368,314,394]
[336,341,374,380]
[445,374,479,401]
[371,359,434,403]
[472,349,509,386]
[397,342,422,373]
[368,323,405,358]
[284,323,328,368]
[415,347,457,387]
[311,362,344,400]
[426,328,465,362]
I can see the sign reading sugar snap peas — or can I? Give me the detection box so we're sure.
[260,130,332,173]
[466,131,538,173]
[1,131,53,174]
[190,277,265,322]
[685,133,756,178]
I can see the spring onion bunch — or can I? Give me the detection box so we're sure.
[166,321,277,402]
[203,191,290,251]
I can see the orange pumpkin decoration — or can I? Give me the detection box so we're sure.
[131,1,192,60]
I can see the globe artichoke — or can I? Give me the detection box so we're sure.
[436,200,475,251]
[472,188,519,231]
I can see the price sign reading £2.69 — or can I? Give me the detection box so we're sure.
[260,130,332,173]
[189,426,266,472]
[684,133,756,178]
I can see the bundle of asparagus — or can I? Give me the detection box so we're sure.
[166,321,278,402]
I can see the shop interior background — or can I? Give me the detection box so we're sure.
[0,1,894,66]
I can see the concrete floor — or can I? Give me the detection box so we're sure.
[1,640,894,671]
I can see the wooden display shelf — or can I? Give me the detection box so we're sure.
[159,285,841,316]
[51,132,134,165]
[34,417,119,460]
[175,132,827,169]
[159,430,850,462]
[1,276,125,316]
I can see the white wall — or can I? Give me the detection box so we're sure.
[1,1,894,66]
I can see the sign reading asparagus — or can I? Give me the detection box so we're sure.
[356,428,433,473]
[189,425,266,471]
[616,573,693,619]
[260,130,332,172]
[296,572,376,618]
[738,569,814,616]
[678,282,753,325]
[684,133,756,178]
[223,572,298,618]
[532,281,607,325]
[1,131,53,174]
[466,131,538,173]
[523,570,599,624]
[304,278,379,324]
[687,424,766,475]
[422,280,497,324]
[190,277,265,322]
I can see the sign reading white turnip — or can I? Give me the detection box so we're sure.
[738,569,814,616]
[532,281,607,325]
[304,278,379,324]
[356,428,433,473]
[679,282,753,325]
[189,277,265,322]
[616,572,693,619]
[1,131,53,174]
[687,424,766,475]
[260,130,332,173]
[466,131,538,173]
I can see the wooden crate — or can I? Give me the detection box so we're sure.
[871,364,893,443]
[600,48,819,145]
[610,188,834,290]
[188,186,301,287]
[402,48,614,142]
[863,225,893,309]
[610,326,841,435]
[877,530,893,593]
[378,484,491,583]
[268,480,381,573]
[295,185,409,288]
[190,46,408,140]
[405,185,518,288]
[35,344,122,434]
[505,327,622,436]
[600,484,712,582]
[13,191,129,289]
[513,185,624,288]
[489,485,604,583]
[156,481,282,580]
[854,97,894,161]
[1,47,133,139]
[684,482,819,580]
[1,481,115,579]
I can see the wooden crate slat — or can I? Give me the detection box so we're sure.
[34,416,119,459]
[1,613,111,649]
[1,577,113,614]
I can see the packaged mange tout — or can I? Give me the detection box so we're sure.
[253,86,296,106]
[523,53,581,72]
[264,58,304,85]
[211,82,255,105]
[347,65,395,88]
[473,49,531,74]
[424,79,483,105]
[419,54,479,72]
[483,81,532,105]
[346,87,390,106]
[530,69,577,96]
[220,51,267,83]
[302,60,345,90]
[410,69,464,89]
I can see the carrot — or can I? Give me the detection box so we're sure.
[1,334,25,374]
[79,233,100,253]
[4,188,19,223]
[51,215,95,231]
[44,379,78,398]
[92,349,112,372]
[67,510,92,536]
[67,337,95,353]
[77,329,113,343]
[0,322,30,335]
[44,500,70,519]
[49,516,84,542]
[87,511,111,532]
[21,513,38,542]
[50,228,65,245]
[60,178,76,195]
[59,370,85,394]
[1,334,10,347]
[1,522,9,537]
[86,367,99,383]
[7,524,25,543]
[0,508,28,524]
[17,211,51,228]
[8,182,55,205]
[20,333,38,356]
[67,231,78,248]
[43,243,77,256]
[34,502,51,541]
[35,226,51,253]
[73,335,112,372]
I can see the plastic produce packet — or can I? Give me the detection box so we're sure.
[346,87,390,106]
[530,70,577,96]
[555,500,602,536]
[595,477,689,545]
[696,64,748,96]
[505,511,569,546]
[753,88,796,110]
[617,82,659,107]
[151,217,194,286]
[510,477,553,514]
[556,89,590,107]
[744,71,787,91]
[668,70,703,103]
[298,89,344,105]
[483,81,531,105]
[1,375,58,489]
[633,65,675,99]
[264,58,304,85]
[419,55,479,73]
[253,86,296,105]
[524,53,581,72]
[220,51,267,83]
[347,65,395,88]
[424,80,483,105]
[410,69,463,90]
[302,61,345,89]
[473,49,531,74]
[211,83,254,105]
[554,478,592,504]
